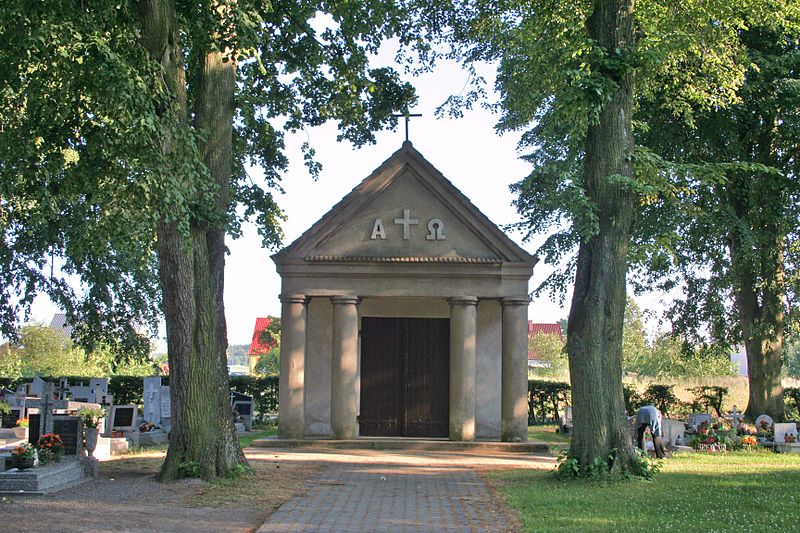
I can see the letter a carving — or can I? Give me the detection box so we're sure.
[371,218,386,240]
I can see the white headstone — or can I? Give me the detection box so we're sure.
[159,386,171,419]
[754,414,774,431]
[689,413,712,429]
[662,419,686,446]
[774,422,798,444]
[30,376,46,397]
[89,378,109,403]
[143,377,162,425]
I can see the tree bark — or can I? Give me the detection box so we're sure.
[138,0,246,481]
[566,0,638,472]
[728,176,786,422]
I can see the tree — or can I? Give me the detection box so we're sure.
[621,298,648,374]
[635,24,800,420]
[1,1,415,480]
[410,0,791,474]
[527,330,567,377]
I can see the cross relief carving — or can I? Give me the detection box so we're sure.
[370,209,445,241]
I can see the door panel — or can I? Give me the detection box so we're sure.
[359,317,450,438]
[404,318,450,437]
[358,318,403,436]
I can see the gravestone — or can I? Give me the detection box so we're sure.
[662,419,686,447]
[230,391,254,432]
[89,378,109,403]
[754,414,774,432]
[688,413,712,429]
[774,422,798,444]
[52,416,82,456]
[143,377,162,426]
[27,414,41,446]
[29,377,46,397]
[67,385,92,402]
[110,405,138,433]
[159,385,171,431]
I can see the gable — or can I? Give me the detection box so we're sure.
[274,142,536,267]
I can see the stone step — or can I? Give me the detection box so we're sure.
[250,437,550,454]
[0,458,89,495]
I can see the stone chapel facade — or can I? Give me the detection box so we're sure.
[273,142,536,442]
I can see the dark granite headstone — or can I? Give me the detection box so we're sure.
[233,402,252,416]
[1,413,16,428]
[52,416,82,456]
[28,414,41,445]
[112,406,135,429]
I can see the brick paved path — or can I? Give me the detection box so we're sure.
[256,459,511,532]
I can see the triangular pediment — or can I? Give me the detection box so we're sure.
[273,142,536,267]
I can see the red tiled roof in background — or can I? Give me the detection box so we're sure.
[249,317,274,355]
[528,322,564,340]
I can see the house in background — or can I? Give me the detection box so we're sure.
[528,322,564,368]
[248,317,274,375]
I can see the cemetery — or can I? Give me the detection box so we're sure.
[0,375,256,495]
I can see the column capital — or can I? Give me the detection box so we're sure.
[448,296,478,307]
[330,296,361,306]
[501,296,530,307]
[279,294,308,305]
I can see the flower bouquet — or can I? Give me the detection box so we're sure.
[37,433,65,465]
[10,443,36,469]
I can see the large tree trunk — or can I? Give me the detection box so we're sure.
[728,176,786,421]
[566,0,638,472]
[139,0,246,481]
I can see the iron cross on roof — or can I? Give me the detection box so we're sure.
[392,111,422,142]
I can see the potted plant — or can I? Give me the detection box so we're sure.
[78,406,105,458]
[37,433,65,465]
[10,443,36,470]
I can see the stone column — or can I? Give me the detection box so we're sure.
[449,297,478,441]
[278,294,307,439]
[330,296,361,440]
[502,296,530,442]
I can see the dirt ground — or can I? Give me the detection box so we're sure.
[0,449,319,533]
[1,447,553,533]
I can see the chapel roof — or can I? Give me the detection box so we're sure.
[273,141,537,267]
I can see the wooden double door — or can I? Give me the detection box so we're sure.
[359,317,450,438]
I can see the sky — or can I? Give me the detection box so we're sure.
[24,48,671,349]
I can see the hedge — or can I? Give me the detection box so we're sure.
[3,376,798,424]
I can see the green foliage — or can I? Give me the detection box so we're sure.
[625,333,735,378]
[782,387,800,420]
[0,401,10,415]
[0,0,418,354]
[689,386,729,417]
[528,380,571,424]
[252,348,280,377]
[632,24,800,387]
[178,460,202,478]
[0,325,158,379]
[641,385,678,418]
[622,384,644,415]
[78,406,106,429]
[527,331,567,377]
[555,448,660,481]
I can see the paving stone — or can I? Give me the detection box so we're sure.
[258,460,506,532]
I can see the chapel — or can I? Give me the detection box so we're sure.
[273,141,536,441]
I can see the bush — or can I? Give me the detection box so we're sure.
[528,380,571,424]
[642,384,679,418]
[689,386,729,416]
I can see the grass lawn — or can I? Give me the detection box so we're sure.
[493,450,800,532]
[528,425,571,445]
